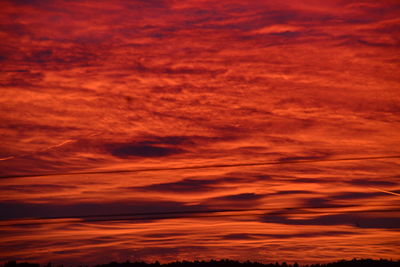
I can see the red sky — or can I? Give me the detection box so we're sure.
[0,0,400,265]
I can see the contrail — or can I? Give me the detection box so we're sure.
[369,187,400,197]
[40,139,75,151]
[0,156,16,161]
[1,155,400,179]
[0,133,101,162]
[0,140,75,162]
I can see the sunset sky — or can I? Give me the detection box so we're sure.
[0,0,400,265]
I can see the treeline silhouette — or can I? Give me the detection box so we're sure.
[3,259,400,267]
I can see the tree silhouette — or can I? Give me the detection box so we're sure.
[3,259,400,267]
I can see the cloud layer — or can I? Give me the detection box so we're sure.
[0,0,399,265]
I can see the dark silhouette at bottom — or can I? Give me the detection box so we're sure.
[3,259,400,267]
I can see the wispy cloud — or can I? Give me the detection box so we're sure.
[1,0,399,264]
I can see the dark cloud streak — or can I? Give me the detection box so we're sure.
[1,155,399,179]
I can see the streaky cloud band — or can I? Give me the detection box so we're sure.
[1,155,400,179]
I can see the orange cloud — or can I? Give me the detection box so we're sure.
[0,0,399,264]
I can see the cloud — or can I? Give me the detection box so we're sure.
[0,184,77,193]
[300,197,339,209]
[211,193,264,202]
[222,230,353,240]
[201,193,265,209]
[251,24,304,35]
[138,135,194,145]
[143,232,190,238]
[278,151,332,162]
[332,191,386,200]
[0,200,206,220]
[270,190,314,196]
[130,178,218,193]
[9,0,53,7]
[261,213,400,229]
[108,144,186,158]
[346,178,398,187]
[1,0,400,263]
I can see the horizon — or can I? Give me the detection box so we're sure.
[3,258,400,267]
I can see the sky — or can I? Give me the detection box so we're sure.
[0,0,400,265]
